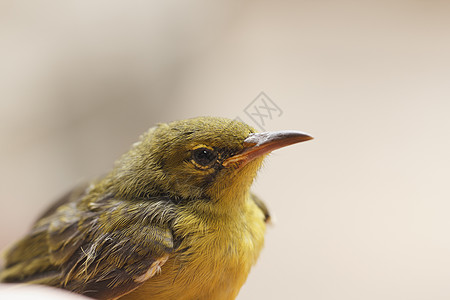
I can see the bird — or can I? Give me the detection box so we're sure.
[0,116,312,300]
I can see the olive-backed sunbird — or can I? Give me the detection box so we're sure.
[0,117,312,300]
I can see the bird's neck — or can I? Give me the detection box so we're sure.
[193,190,251,221]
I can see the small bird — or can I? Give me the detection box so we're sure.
[0,117,312,300]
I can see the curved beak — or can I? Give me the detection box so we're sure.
[223,130,313,168]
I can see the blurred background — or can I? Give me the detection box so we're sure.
[1,0,450,299]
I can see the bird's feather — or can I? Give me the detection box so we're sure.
[1,185,177,300]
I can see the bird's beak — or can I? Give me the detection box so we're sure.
[223,130,313,168]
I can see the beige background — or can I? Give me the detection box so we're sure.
[1,1,450,299]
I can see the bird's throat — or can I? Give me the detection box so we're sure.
[206,158,263,211]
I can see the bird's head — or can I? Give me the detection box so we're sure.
[110,117,312,206]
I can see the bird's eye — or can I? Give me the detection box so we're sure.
[192,147,217,168]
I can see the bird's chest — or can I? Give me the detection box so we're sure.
[129,205,266,300]
[174,212,266,299]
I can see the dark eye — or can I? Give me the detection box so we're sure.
[192,147,217,167]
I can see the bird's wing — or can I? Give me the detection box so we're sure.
[1,188,176,300]
[251,193,271,223]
